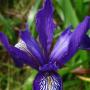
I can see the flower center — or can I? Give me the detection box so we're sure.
[39,62,58,72]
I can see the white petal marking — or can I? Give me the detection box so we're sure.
[15,39,32,56]
[39,75,61,90]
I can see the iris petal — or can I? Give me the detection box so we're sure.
[50,16,90,68]
[50,25,72,67]
[20,24,45,65]
[0,32,39,69]
[80,35,90,50]
[10,46,39,69]
[36,0,55,56]
[0,32,10,50]
[33,71,62,90]
[50,25,72,59]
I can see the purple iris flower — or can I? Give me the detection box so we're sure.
[0,0,90,89]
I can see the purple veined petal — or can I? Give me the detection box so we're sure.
[19,24,46,65]
[0,32,10,50]
[80,35,90,50]
[0,32,39,69]
[33,71,63,90]
[50,16,90,69]
[36,0,55,57]
[50,25,72,57]
[50,25,72,67]
[10,46,40,69]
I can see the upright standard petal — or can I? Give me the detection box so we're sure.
[33,71,62,90]
[50,16,90,68]
[50,25,72,68]
[36,0,55,55]
[20,24,46,65]
[0,32,39,69]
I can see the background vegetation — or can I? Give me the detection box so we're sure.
[0,0,90,90]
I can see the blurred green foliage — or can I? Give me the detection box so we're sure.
[0,0,90,90]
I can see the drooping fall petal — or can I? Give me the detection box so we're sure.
[19,24,46,65]
[33,71,62,90]
[0,32,39,69]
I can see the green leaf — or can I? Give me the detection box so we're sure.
[27,0,41,27]
[84,0,90,3]
[23,70,37,90]
[0,14,16,43]
[27,0,41,37]
[56,0,79,28]
[75,0,84,20]
[53,0,64,21]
